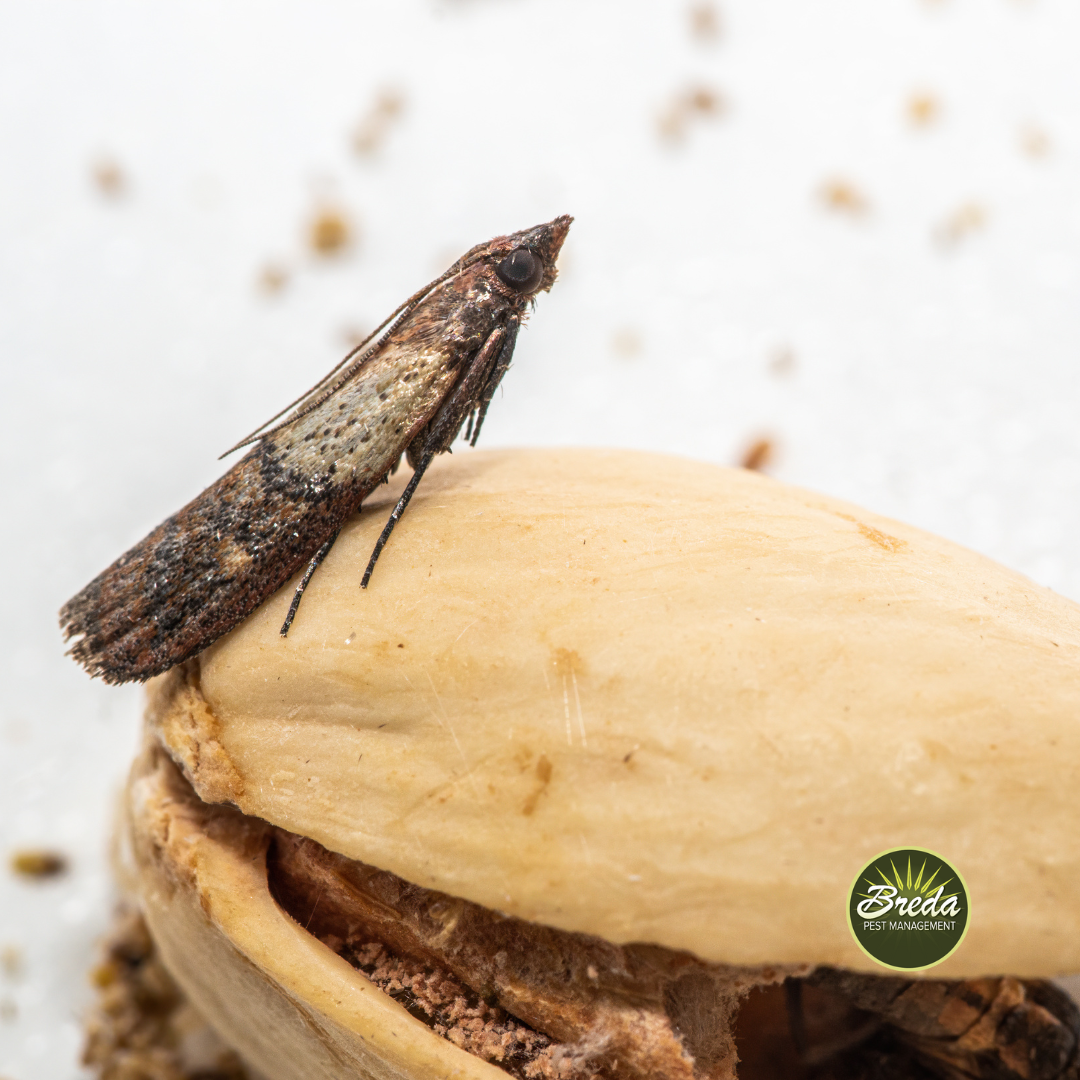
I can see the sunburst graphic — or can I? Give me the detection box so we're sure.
[848,848,969,970]
[856,854,960,908]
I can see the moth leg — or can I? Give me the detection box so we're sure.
[470,317,519,447]
[361,452,434,589]
[361,325,509,590]
[280,529,340,637]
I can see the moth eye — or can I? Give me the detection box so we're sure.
[495,248,544,293]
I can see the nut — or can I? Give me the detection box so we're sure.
[126,448,1080,1078]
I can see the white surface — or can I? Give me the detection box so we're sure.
[1,1,1079,1076]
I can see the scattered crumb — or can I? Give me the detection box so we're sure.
[308,206,354,257]
[1,945,22,979]
[906,91,941,128]
[257,261,289,295]
[933,201,987,248]
[740,437,776,472]
[91,157,126,199]
[819,178,870,217]
[345,940,553,1079]
[84,906,251,1080]
[768,346,796,376]
[0,997,15,1023]
[353,88,406,158]
[689,2,722,41]
[10,850,68,880]
[1019,122,1051,158]
[658,84,725,143]
[611,327,643,359]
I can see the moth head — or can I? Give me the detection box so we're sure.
[486,214,573,297]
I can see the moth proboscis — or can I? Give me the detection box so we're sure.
[60,216,573,685]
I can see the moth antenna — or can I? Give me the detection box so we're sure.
[220,251,493,458]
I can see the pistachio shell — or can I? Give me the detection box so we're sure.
[127,738,506,1080]
[148,448,1080,977]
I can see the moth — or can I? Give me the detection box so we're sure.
[60,215,573,684]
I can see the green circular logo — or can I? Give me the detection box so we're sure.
[848,848,969,970]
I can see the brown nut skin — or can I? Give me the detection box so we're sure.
[146,448,1080,981]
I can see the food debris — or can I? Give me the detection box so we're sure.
[257,261,289,294]
[933,201,988,248]
[308,206,354,257]
[769,346,796,376]
[353,88,406,158]
[689,2,722,41]
[657,84,725,143]
[0,997,16,1023]
[740,437,776,472]
[611,327,643,358]
[91,157,126,199]
[907,91,941,127]
[84,906,251,1080]
[1019,122,1051,158]
[10,849,68,880]
[0,945,22,979]
[819,178,870,217]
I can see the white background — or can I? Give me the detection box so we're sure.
[2,1,1079,1075]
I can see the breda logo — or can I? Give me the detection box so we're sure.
[848,848,969,970]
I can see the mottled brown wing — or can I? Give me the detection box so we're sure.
[59,440,370,684]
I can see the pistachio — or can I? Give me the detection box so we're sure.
[125,448,1080,1078]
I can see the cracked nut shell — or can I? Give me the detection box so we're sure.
[129,447,1080,1077]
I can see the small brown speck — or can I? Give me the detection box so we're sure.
[397,643,404,648]
[0,996,16,1022]
[522,754,553,816]
[740,437,776,473]
[10,850,68,880]
[0,945,22,979]
[906,92,941,128]
[819,178,870,217]
[933,201,987,248]
[688,2,721,41]
[309,206,354,256]
[658,84,725,143]
[353,88,406,158]
[1019,123,1051,158]
[769,345,796,376]
[91,156,126,199]
[257,262,289,294]
[611,327,643,359]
